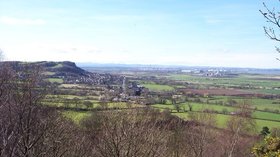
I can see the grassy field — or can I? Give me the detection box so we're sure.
[61,104,144,125]
[59,84,98,89]
[43,96,144,110]
[62,111,90,124]
[42,71,55,76]
[152,102,280,131]
[142,83,174,91]
[153,102,280,121]
[107,102,143,108]
[168,74,280,92]
[251,89,280,95]
[173,111,279,132]
[59,84,84,88]
[61,108,280,132]
[252,111,280,121]
[46,78,64,83]
[52,63,63,69]
[153,103,236,113]
[209,96,280,111]
[46,94,99,100]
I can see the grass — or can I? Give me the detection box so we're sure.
[142,83,174,91]
[42,102,64,107]
[46,78,63,83]
[59,84,82,88]
[62,111,90,124]
[168,74,280,90]
[255,120,280,131]
[42,71,55,76]
[44,101,100,109]
[59,84,95,89]
[107,102,142,108]
[173,111,280,132]
[43,96,143,110]
[251,89,280,95]
[251,99,280,111]
[152,103,236,113]
[209,96,280,111]
[61,103,144,125]
[61,109,280,132]
[252,111,280,121]
[52,63,63,68]
[46,94,99,100]
[152,102,280,132]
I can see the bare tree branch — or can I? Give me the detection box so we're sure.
[260,1,280,58]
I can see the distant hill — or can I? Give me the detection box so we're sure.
[0,61,123,85]
[37,61,88,77]
[1,61,88,77]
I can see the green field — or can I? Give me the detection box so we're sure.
[46,94,99,100]
[168,74,280,91]
[61,108,280,132]
[107,102,143,108]
[153,102,237,113]
[252,89,280,95]
[43,95,144,110]
[209,96,280,111]
[62,111,90,124]
[173,112,279,132]
[252,111,280,121]
[142,83,174,91]
[52,63,63,69]
[42,71,55,76]
[152,102,280,131]
[59,84,84,88]
[61,104,144,125]
[46,78,64,83]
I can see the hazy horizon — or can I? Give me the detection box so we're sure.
[76,62,280,70]
[1,0,280,68]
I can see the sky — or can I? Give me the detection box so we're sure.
[0,0,280,68]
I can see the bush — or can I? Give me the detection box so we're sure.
[222,108,229,114]
[252,136,280,157]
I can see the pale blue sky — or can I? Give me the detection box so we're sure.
[0,0,279,68]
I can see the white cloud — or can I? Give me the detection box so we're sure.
[0,16,46,25]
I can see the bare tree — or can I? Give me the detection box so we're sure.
[82,108,174,157]
[186,112,218,157]
[166,119,188,157]
[260,1,280,60]
[226,100,256,157]
[0,63,87,157]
